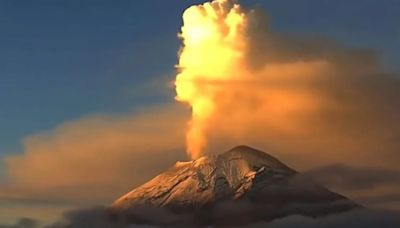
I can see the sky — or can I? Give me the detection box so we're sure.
[1,0,399,157]
[0,0,399,226]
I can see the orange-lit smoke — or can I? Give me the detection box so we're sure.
[174,0,328,159]
[175,0,400,165]
[175,0,248,159]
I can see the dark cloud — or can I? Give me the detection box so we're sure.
[256,209,400,228]
[355,193,400,207]
[304,164,400,191]
[4,208,400,228]
[44,207,122,228]
[0,218,38,228]
[302,164,400,210]
[43,207,159,228]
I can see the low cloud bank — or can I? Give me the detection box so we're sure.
[260,209,400,228]
[0,218,38,228]
[304,164,400,209]
[305,164,400,191]
[3,207,400,228]
[0,105,187,206]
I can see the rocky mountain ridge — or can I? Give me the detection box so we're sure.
[110,146,359,226]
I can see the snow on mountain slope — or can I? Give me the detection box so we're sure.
[110,146,359,226]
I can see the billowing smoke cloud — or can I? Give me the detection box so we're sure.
[175,0,249,159]
[175,0,400,169]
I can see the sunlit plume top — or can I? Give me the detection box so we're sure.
[175,0,249,160]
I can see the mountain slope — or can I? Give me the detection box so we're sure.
[110,146,359,226]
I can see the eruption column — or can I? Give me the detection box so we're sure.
[175,0,248,159]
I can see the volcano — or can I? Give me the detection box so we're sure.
[110,146,359,226]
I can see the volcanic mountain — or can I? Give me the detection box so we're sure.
[110,146,359,226]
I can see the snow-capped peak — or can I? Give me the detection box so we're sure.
[110,146,358,227]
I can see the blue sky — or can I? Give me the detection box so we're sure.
[0,0,399,165]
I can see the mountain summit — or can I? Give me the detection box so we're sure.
[110,146,358,226]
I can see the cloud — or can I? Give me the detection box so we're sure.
[303,164,400,210]
[43,206,180,228]
[172,0,400,215]
[3,207,400,228]
[0,104,187,206]
[174,0,400,168]
[305,164,400,191]
[44,207,121,228]
[169,0,400,174]
[0,218,38,228]
[188,6,400,174]
[256,209,400,228]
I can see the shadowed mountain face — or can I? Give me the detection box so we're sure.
[110,146,359,227]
